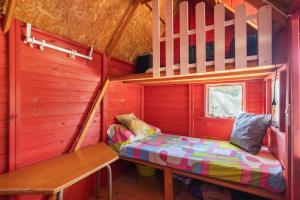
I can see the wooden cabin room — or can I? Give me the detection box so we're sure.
[0,0,299,200]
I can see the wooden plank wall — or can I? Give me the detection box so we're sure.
[13,21,102,200]
[0,17,8,186]
[0,19,136,200]
[107,58,135,77]
[144,80,265,140]
[0,18,138,199]
[160,0,234,67]
[144,85,189,136]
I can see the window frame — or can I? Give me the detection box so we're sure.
[205,83,246,119]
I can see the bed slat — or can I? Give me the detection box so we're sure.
[258,6,272,66]
[214,3,225,71]
[179,1,189,75]
[166,0,174,77]
[235,4,247,68]
[196,2,206,73]
[152,0,160,77]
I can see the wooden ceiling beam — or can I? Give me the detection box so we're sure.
[145,2,165,25]
[2,0,17,33]
[244,0,288,27]
[105,1,141,60]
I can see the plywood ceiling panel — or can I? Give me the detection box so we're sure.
[14,0,131,52]
[112,0,180,63]
[0,0,5,13]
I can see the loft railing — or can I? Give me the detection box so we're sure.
[152,0,272,77]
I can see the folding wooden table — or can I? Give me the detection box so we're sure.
[0,143,119,200]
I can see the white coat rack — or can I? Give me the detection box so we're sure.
[24,23,93,60]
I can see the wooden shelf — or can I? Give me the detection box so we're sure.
[110,65,278,85]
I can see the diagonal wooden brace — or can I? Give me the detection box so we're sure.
[70,78,110,152]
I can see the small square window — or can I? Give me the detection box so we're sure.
[207,84,244,118]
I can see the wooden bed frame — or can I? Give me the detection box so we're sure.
[120,156,285,200]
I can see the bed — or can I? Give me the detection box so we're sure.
[117,133,285,199]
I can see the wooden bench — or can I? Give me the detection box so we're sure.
[0,143,119,200]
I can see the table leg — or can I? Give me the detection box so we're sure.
[106,165,112,200]
[96,171,101,199]
[57,190,63,200]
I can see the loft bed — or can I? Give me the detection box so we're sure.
[110,0,275,85]
[108,1,287,200]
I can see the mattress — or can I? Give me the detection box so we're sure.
[119,133,285,192]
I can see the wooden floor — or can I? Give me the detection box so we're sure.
[91,167,268,200]
[95,168,195,200]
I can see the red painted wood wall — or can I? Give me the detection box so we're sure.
[11,21,103,200]
[0,16,140,199]
[108,58,135,77]
[0,17,8,191]
[0,19,138,200]
[144,80,265,140]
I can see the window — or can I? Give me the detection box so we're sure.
[271,78,280,126]
[207,84,244,118]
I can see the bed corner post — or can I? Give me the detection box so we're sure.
[164,167,173,200]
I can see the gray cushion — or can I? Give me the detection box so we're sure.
[230,112,271,155]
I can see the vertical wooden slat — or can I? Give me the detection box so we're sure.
[166,0,174,76]
[152,0,160,77]
[235,4,247,68]
[8,20,16,172]
[214,3,225,71]
[258,5,272,66]
[195,2,206,73]
[179,1,189,75]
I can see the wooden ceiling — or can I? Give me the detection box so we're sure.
[0,0,179,63]
[0,0,293,63]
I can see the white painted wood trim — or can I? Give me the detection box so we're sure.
[214,3,225,71]
[160,14,256,42]
[196,2,206,73]
[166,0,174,76]
[152,0,160,77]
[235,4,247,68]
[179,1,189,75]
[258,5,272,66]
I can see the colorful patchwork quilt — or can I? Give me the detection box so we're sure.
[119,133,285,192]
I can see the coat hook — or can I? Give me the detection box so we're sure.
[40,40,46,51]
[30,37,35,48]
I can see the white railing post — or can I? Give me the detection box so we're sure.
[196,2,206,73]
[152,0,160,77]
[166,0,174,76]
[235,4,247,68]
[180,1,189,75]
[214,3,225,70]
[258,5,272,66]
